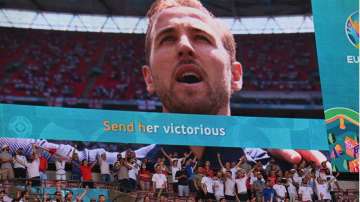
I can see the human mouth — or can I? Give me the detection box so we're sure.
[175,62,204,84]
[176,71,202,84]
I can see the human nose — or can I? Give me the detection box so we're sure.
[177,35,194,57]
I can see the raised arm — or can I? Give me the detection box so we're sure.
[329,173,341,190]
[31,144,40,159]
[179,151,191,166]
[192,156,198,170]
[235,156,245,169]
[217,153,225,169]
[76,187,89,201]
[160,148,172,162]
[90,161,97,169]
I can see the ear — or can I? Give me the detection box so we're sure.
[142,65,155,94]
[231,61,243,93]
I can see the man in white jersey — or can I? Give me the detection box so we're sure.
[98,153,111,183]
[201,171,215,201]
[273,178,287,202]
[217,153,243,180]
[316,177,331,201]
[152,165,168,199]
[235,169,249,202]
[213,171,225,201]
[224,170,237,201]
[298,178,313,202]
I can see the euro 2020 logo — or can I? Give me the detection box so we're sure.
[345,11,359,49]
[8,116,32,136]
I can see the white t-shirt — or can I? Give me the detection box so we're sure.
[222,167,239,180]
[319,171,326,180]
[201,176,214,193]
[287,182,297,197]
[171,157,184,169]
[14,155,26,169]
[273,184,287,200]
[99,159,110,174]
[213,179,224,197]
[235,177,247,193]
[25,159,40,178]
[317,183,331,200]
[293,174,303,185]
[55,160,66,175]
[152,173,167,189]
[250,173,258,185]
[128,163,139,180]
[224,178,236,196]
[171,166,180,183]
[298,186,313,201]
[1,195,12,202]
[230,167,239,179]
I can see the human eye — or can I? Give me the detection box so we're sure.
[159,35,176,45]
[194,34,211,44]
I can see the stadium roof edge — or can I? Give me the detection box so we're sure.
[0,9,314,34]
[0,0,312,17]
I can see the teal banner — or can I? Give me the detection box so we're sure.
[0,103,328,150]
[312,0,359,172]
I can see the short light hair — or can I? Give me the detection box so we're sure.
[145,0,236,64]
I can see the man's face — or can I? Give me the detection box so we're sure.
[143,6,242,115]
[55,192,62,199]
[256,172,262,180]
[66,192,73,199]
[99,195,106,202]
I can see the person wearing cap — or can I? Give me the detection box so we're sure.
[0,144,14,181]
[13,148,27,180]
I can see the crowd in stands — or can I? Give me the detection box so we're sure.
[0,28,320,106]
[0,142,349,202]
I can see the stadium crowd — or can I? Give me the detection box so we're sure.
[0,142,345,202]
[0,28,320,105]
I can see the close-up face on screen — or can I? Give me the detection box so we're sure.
[0,0,358,201]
